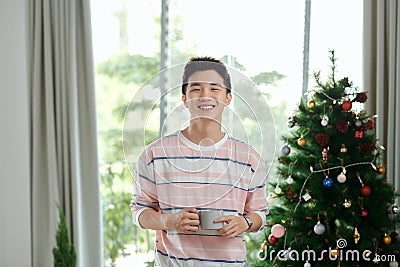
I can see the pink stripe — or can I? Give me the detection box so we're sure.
[157,233,246,261]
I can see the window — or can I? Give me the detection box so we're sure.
[90,0,362,266]
[308,0,362,88]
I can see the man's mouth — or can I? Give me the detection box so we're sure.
[198,105,216,110]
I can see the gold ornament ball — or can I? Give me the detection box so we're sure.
[340,144,347,153]
[307,100,316,109]
[383,234,392,245]
[298,137,307,147]
[378,165,386,174]
[331,248,340,257]
[261,241,268,251]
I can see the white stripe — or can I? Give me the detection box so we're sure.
[164,244,245,253]
[155,251,246,267]
[161,195,245,204]
[149,142,260,163]
[154,159,252,177]
[156,176,251,190]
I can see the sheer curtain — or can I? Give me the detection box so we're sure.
[29,0,102,266]
[363,0,400,203]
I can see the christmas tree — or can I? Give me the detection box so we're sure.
[256,50,399,267]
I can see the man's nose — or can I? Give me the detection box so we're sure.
[199,88,210,98]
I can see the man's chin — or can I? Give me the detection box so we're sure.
[191,115,221,123]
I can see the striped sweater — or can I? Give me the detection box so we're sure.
[130,131,269,267]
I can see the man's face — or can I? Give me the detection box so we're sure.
[182,70,232,121]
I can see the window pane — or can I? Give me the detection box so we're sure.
[308,0,362,87]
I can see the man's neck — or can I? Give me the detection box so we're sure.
[182,119,224,146]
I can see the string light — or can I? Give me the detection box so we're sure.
[294,175,312,213]
[310,159,377,174]
[304,88,366,103]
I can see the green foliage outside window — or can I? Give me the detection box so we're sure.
[97,54,159,266]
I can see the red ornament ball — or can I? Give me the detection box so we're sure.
[361,209,368,217]
[268,234,278,244]
[342,100,352,111]
[360,185,372,197]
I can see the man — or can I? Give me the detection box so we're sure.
[131,56,269,266]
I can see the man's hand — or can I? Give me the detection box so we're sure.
[172,208,200,234]
[215,216,248,239]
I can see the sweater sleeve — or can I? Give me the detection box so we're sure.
[130,149,160,228]
[244,153,269,230]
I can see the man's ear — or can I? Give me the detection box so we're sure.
[182,94,188,107]
[225,93,232,106]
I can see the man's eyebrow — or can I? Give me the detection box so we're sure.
[187,81,225,87]
[187,82,201,87]
[209,82,224,87]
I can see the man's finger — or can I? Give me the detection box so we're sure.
[214,215,233,223]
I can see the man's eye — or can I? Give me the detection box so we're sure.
[190,88,200,92]
[211,88,220,91]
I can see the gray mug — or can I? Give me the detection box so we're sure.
[199,210,224,230]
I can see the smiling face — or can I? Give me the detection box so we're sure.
[182,70,232,122]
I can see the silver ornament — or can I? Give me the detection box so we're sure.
[287,118,295,128]
[393,205,399,214]
[355,120,363,127]
[281,144,291,156]
[337,172,347,183]
[274,186,282,194]
[313,221,326,235]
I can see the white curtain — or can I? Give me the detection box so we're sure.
[363,0,400,204]
[29,0,102,266]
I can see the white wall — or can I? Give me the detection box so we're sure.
[0,0,31,266]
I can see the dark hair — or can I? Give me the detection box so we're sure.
[181,56,232,95]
